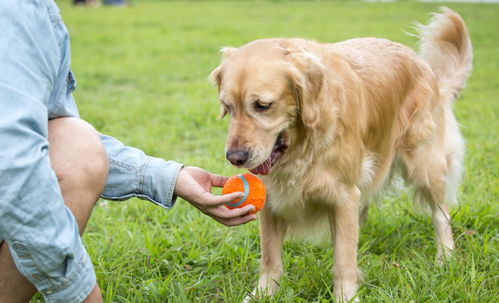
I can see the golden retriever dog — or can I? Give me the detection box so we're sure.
[210,8,472,302]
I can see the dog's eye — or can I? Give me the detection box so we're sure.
[254,102,272,112]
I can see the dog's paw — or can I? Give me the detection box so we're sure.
[334,293,360,303]
[436,247,454,266]
[242,289,274,303]
[242,276,280,303]
[334,280,359,302]
[435,239,455,266]
[242,289,266,303]
[242,293,254,303]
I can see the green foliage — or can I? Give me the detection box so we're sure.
[53,1,499,302]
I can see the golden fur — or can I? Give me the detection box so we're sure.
[210,8,472,302]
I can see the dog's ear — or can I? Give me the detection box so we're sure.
[285,49,324,130]
[217,104,228,120]
[219,46,237,59]
[210,47,238,119]
[209,65,227,119]
[209,47,238,89]
[209,65,223,89]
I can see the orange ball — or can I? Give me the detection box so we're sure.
[222,173,266,214]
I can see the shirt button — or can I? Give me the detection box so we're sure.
[46,290,53,295]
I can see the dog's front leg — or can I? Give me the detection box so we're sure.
[329,186,361,302]
[244,206,287,302]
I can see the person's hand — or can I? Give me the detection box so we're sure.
[174,166,257,226]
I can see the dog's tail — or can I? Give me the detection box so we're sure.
[417,7,472,104]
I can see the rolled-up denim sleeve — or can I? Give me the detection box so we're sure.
[0,1,95,302]
[100,134,183,209]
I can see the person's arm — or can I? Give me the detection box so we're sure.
[99,135,257,226]
[99,134,183,208]
[0,1,96,302]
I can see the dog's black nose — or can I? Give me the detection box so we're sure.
[226,150,249,166]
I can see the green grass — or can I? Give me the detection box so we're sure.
[47,1,499,302]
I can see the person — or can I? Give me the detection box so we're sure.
[73,0,98,6]
[0,1,256,302]
[103,0,126,6]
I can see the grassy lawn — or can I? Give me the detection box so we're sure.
[49,0,499,302]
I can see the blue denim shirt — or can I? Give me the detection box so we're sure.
[0,1,182,302]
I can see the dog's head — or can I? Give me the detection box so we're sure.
[210,39,324,175]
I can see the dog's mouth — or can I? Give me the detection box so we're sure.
[249,132,288,175]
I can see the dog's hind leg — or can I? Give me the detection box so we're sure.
[244,207,287,302]
[401,129,462,262]
[430,199,455,262]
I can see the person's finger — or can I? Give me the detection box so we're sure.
[210,174,229,188]
[220,213,257,226]
[210,204,255,219]
[202,191,244,206]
